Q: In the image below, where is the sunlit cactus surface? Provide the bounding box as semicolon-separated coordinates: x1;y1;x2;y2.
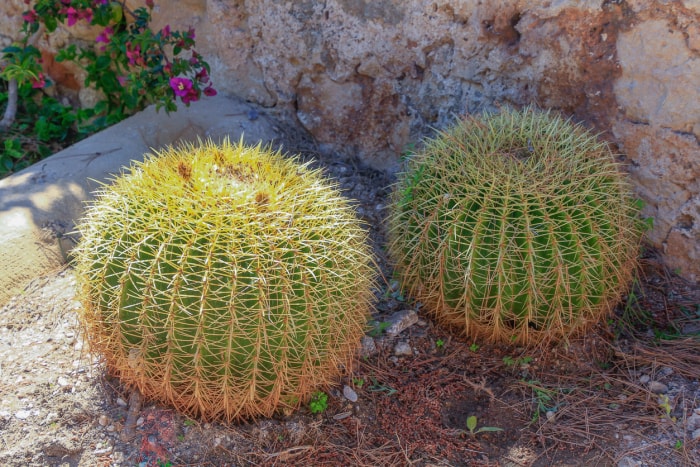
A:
74;139;375;421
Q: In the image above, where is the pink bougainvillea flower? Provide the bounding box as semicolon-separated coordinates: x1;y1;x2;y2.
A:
161;25;171;38
181;88;199;104
65;7;79;26
145;0;155;8
169;77;193;97
22;9;38;23
94;0;108;5
125;43;142;66
195;67;209;83
95;26;113;44
31;72;46;89
203;86;217;97
116;75;128;86
79;7;93;24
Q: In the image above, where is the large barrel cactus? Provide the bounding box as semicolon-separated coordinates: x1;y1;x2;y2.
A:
73;139;375;421
388;108;642;345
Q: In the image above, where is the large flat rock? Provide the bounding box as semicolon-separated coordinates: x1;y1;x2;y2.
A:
0;95;279;307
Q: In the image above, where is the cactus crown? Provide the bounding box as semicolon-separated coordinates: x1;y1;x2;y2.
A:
388;108;642;345
74;138;375;421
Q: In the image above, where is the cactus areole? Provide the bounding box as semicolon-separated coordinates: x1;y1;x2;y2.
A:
74;139;375;422
388;108;642;346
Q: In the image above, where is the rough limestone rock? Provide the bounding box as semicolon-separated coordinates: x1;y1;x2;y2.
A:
1;0;698;282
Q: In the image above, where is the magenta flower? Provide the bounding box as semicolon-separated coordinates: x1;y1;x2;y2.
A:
203;86;217;97
65;7;79;26
79;7;93;24
125;43;142;66
182;88;199;104
195;67;209;83
95;26;113;44
116;75;128;86
94;0;108;5
161;25;171;39
22;9;38;23
169;77;193;97
31;72;46;89
187;27;196;40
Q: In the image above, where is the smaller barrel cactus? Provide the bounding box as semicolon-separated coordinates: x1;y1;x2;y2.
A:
388;108;642;345
73;138;375;421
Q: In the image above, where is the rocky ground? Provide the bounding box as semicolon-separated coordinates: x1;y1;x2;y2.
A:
0;145;699;466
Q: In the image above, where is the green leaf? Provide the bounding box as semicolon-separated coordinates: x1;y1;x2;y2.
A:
477;426;504;433
44;16;58;33
466;415;477;432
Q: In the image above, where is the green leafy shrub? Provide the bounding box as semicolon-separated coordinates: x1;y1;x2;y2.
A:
1;0;214;177
73;139;375;421
387;108;643;345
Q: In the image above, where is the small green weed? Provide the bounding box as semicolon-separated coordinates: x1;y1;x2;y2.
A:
522;380;560;423
465;415;503;436
309;391;328;414
367;376;397;396
469;343;480;352
352;377;365;388
435;338;445;349
503;355;532;368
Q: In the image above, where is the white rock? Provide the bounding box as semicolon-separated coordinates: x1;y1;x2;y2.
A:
385;310;419;337
15;410;31;420
393;341;413;357
343;385;358;402
98;415;109;427
639;374;650;384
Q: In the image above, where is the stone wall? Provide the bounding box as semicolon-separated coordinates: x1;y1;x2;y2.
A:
1;0;699;282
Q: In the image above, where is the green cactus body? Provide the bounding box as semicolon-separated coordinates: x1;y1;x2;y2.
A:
74;139;375;421
388;108;642;345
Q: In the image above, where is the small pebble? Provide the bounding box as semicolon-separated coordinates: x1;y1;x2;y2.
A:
639;375;650;384
98;415;108;427
15;410;31;420
385;310;419;337
545;411;556;421
393;341;413;356
333;411;352;420
343;385;358;402
360;336;377;357
648;381;668;394
116;398;127;407
692;428;700;440
57;376;70;387
136;416;144;427
106;424;115;432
